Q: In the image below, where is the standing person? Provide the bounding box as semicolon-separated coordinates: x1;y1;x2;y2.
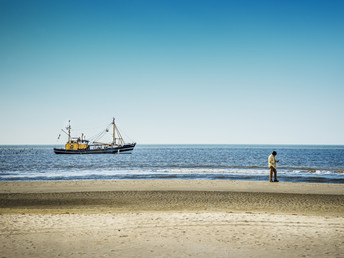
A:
268;151;279;182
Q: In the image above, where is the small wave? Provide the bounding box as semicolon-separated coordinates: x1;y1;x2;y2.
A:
280;166;318;171
161;175;178;179
214;175;227;179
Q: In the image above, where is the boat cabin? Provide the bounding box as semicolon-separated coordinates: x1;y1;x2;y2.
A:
65;137;89;150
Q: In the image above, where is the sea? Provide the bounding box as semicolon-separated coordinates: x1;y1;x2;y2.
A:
0;145;343;183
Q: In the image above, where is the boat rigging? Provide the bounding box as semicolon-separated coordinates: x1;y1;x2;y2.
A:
53;118;136;154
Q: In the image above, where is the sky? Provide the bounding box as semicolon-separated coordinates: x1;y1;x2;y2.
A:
1;0;343;145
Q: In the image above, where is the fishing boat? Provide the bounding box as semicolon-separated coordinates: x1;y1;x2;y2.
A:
53;118;136;154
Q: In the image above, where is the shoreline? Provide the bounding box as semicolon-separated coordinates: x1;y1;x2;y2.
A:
1;179;344;194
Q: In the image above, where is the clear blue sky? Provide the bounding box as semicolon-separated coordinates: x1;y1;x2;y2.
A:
1;0;343;145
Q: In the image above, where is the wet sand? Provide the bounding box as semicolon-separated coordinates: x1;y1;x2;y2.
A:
1;180;344;257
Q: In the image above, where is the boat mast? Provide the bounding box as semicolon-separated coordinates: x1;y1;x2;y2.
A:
112;118;116;145
67;120;71;143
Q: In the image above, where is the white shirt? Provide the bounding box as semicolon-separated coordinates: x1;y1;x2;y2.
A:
268;154;277;168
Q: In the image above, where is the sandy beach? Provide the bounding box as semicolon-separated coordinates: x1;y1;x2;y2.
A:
1;180;344;257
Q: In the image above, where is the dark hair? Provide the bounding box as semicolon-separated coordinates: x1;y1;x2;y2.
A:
272;151;277;155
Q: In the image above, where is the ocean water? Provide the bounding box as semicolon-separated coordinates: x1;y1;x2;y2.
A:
0;145;343;183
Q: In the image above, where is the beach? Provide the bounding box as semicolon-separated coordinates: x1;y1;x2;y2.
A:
1;180;344;257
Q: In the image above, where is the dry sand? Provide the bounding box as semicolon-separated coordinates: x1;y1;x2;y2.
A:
1;180;344;257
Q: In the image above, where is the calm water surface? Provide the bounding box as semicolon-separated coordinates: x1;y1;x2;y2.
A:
0;145;343;183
